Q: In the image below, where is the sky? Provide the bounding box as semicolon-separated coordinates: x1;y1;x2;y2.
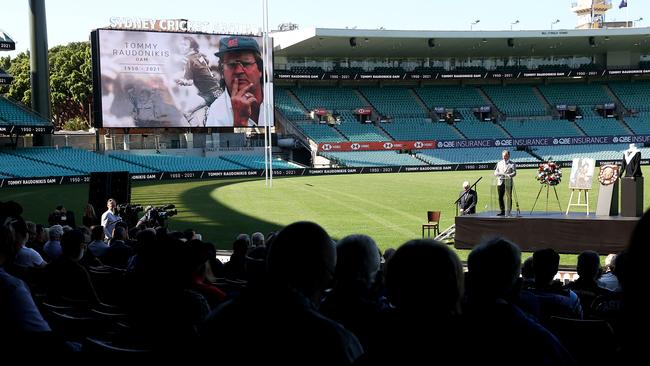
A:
1;0;647;58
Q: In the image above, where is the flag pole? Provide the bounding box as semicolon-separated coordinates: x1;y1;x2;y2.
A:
262;0;273;187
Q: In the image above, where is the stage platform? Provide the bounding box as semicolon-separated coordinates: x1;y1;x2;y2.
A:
454;211;639;254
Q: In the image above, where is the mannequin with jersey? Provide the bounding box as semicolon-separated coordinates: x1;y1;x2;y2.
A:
622;144;642;178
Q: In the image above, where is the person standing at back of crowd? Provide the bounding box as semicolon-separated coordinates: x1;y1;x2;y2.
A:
206;36;265;127
494;149;516;217
101;198;121;240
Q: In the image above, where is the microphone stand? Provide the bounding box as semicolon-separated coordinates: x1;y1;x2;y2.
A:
511;177;521;217
454;177;482;216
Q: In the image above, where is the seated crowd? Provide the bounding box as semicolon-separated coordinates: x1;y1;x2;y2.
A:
1;198;648;364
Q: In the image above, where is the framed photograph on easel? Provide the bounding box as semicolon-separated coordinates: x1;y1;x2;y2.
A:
569;158;595;190
566;158;595;215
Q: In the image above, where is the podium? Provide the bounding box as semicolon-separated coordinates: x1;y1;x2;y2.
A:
490;176;517;215
596;180;619;216
621;177;644;217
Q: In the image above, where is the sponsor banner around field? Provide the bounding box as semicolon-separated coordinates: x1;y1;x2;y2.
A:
272;68;649;81
0;125;54;135
4;158;650;188
274;67;650;81
318;140;437;152
435;135;650;149
0;175;90;188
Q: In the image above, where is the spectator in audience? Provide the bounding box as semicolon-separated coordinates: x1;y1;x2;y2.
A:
521;256;535;288
223;237;248;280
619;209;650;363
100;198;121;240
87;225;109;258
382;247;396;263
528;248;583;323
565;250;612;319
1;219;73;353
463;237;574;366
43;225;64;261
43;229;100;305
184;239;227;309
360;239;465;364
320;234;386;351
102;225;134;269
82;203;99;229
0;201;23;223
26;223;47;257
128;232;211;352
590;251;626;323
236;232;251;246
11;217;47;269
183;228;198;242
206;36;265;127
598;253;620;292
200;221;363;363
251;231;265;247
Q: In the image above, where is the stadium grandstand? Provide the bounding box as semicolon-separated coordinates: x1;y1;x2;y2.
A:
2;26;650;182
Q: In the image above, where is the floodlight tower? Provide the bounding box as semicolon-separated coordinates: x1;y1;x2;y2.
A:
572;0;612;29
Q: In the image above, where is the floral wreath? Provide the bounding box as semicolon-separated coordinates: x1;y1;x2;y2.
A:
536;161;562;186
598;164;619;186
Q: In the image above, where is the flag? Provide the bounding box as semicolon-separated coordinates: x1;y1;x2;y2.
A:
619;0;628;9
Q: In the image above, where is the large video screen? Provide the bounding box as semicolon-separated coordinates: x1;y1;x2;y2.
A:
92;29;273;128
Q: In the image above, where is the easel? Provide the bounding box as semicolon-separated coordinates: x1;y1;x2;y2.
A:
566;189;590;215
531;184;562;214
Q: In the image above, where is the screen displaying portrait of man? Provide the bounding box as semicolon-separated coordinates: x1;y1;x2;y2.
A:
92;29;273;128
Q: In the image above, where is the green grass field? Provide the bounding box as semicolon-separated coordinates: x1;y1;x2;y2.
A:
2;167;648;265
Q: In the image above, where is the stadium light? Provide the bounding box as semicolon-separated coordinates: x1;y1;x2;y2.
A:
551;19;560;30
470;19;480;30
510;20;520;30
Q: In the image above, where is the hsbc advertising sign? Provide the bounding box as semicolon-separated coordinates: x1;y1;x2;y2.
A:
318;140;437;152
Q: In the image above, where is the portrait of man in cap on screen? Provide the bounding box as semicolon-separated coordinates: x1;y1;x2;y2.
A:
206;36;266;127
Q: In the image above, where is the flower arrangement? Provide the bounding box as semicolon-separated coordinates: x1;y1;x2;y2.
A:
536;161;562;186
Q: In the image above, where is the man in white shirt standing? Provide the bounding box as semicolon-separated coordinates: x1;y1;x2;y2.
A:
100;198;121;240
494;150;517;216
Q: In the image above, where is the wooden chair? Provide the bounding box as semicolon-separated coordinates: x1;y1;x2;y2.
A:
422;211;440;238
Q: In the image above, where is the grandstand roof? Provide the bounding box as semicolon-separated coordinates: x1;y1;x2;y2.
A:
0;68;12;85
0;29;16;51
0;96;53;134
272;27;650;58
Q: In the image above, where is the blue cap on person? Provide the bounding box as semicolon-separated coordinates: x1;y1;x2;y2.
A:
215;36;260;56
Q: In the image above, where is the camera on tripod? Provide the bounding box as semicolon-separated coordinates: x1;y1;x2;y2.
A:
116;203;144;228
137;204;178;228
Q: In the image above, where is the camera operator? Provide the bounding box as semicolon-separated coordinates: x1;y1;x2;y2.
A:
47;205;76;228
137;204;177;228
101;198;121;240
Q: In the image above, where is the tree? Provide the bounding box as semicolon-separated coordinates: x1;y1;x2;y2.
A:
48;42;92;129
0;52;31;105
